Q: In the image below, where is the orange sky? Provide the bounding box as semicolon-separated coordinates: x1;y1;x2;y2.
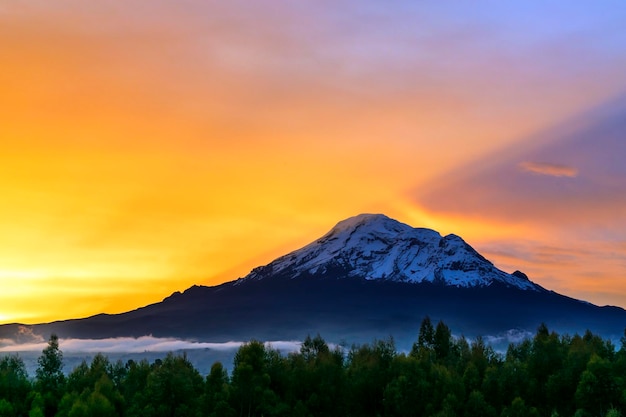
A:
2;1;626;324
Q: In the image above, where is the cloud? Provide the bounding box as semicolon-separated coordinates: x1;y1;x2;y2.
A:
0;326;45;349
412;93;626;309
518;161;578;178
483;329;534;346
475;238;626;308
0;336;303;354
480;242;594;268
0;339;16;347
415;93;626;228
16;325;44;343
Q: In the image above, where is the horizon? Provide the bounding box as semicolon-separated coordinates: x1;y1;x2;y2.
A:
2;1;626;324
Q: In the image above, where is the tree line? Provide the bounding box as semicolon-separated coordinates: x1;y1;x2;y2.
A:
1;318;626;417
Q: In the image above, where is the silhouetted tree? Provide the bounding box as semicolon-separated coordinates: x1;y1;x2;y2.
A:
0;354;30;416
143;352;204;417
230;341;272;417
56;353;124;417
384;354;429;416
5;319;626;417
434;321;453;362
575;354;619;416
288;335;344;416
34;334;65;417
204;362;234;417
413;316;435;356
346;338;395;417
123;359;151;417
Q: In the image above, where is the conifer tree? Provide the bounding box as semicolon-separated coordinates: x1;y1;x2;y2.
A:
34;334;65;417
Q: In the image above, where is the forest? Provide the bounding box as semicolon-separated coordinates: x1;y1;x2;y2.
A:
1;318;625;417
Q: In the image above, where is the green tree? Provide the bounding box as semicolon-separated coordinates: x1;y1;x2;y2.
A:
35;335;64;388
57;375;119;417
9;320;626;417
462;362;481;395
64;354;116;396
28;392;45;417
384;354;429;417
428;363;463;416
545;333;589;416
605;408;621;417
123;359;151;417
56;354;124;417
434;321;453;363
0;399;14;417
481;364;505;410
452;335;472;374
576;354;619;416
143;352;204;417
262;346;291;416
528;324;564;412
0;354;31;416
469;336;495;379
431;394;459;417
230;341;272;417
345;338;395;417
412;316;435;359
464;390;495;417
34;334;65;417
499;352;530;406
287;335;344;417
500;397;540;417
204;362;234;417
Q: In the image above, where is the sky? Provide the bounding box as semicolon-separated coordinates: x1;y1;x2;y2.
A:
1;1;626;324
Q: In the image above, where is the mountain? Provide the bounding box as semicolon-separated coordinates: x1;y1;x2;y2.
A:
241;213;539;290
1;214;625;349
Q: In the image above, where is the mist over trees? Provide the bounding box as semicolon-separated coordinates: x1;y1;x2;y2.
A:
1;320;626;417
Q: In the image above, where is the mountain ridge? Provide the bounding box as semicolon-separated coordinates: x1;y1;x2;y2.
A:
0;213;624;348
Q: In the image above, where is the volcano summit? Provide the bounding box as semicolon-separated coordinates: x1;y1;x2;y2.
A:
242;213;539;291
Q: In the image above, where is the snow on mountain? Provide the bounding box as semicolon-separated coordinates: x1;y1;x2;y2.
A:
241;214;541;291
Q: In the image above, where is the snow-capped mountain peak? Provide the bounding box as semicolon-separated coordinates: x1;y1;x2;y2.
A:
241;214;541;291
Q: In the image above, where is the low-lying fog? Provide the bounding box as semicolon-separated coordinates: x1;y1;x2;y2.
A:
0;336;303;376
0;329;538;377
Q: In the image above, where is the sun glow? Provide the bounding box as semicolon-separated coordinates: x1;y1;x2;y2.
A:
1;1;626;323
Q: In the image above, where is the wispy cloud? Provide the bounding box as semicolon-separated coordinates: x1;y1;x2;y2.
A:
415;93;626;228
477;238;626;308
518;161;578;177
17;325;44;343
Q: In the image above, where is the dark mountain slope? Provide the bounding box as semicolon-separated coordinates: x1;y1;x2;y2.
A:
1;214;624;348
